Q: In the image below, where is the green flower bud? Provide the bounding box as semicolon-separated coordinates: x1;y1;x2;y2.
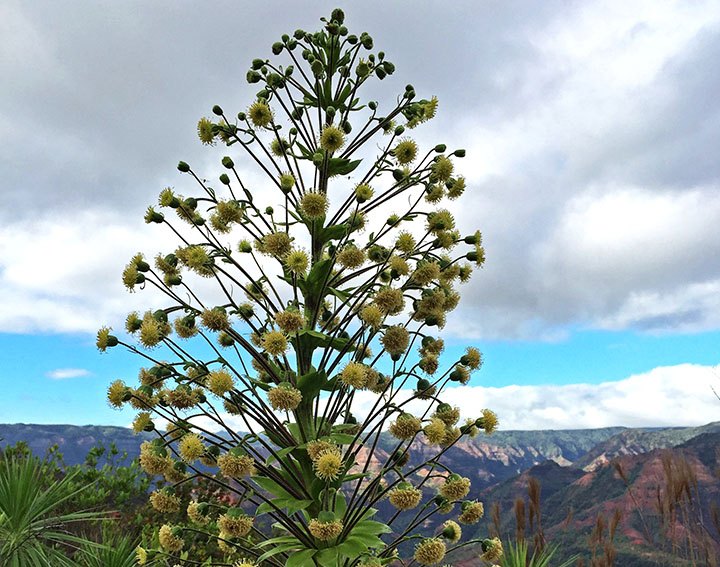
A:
347;34;358;44
368;101;377;110
219;173;230;185
434;144;447;153
222;156;234;169
144;207;164;224
375;67;387;80
383;61;395;75
311;59;324;77
246;70;261;83
331;8;345;23
394;125;405;136
454;149;466;157
272;42;283;55
177;161;190;173
212;105;223;116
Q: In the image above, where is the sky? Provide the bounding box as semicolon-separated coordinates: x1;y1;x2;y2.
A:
1;0;719;430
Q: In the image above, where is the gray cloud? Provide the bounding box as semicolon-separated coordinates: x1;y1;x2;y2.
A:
1;0;719;339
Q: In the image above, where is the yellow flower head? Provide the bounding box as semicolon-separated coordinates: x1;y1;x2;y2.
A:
441;520;462;543
359;304;383;329
248;101;273;127
388;483;422;510
395;231;416;253
381;325;410;356
207;369;235;396
274;310;305;333
337;245;366;269
268;384;303;411
262;330;288;356
149;489;181;513
312;447;343;481
260;231;292;258
178;433;205;463
308;518;343;541
187;501;211;525
197;117;216;145
107;379;127;408
414;537;446;566
319;125;345;152
132;412;153;433
355;183;374;202
340;362;368;389
279;172;295;193
139;441;170;475
479;408;499;434
158;524;184;552
217;452;256;478
218;512;253;538
300;192;329;220
285;249;309;274
389;413;421;440
394;138;419;165
439;474;471;500
423;417;446;445
432;156;454;182
458;500;485;524
374;287;405;315
481;537;504;562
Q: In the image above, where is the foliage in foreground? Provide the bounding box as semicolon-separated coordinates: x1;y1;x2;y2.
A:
98;8;500;567
0;449;112;566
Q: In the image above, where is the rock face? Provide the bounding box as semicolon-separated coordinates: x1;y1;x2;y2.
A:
572;421;720;471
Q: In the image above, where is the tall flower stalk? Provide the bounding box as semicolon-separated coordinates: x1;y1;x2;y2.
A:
99;9;499;566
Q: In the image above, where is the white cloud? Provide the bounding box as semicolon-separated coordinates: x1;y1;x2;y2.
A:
46;368;90;379
149;364;720;433
351;363;720;430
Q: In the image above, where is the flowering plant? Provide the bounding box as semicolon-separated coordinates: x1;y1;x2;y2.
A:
99;9;500;567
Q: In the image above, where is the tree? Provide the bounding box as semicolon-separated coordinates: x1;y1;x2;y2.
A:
98;8;499;566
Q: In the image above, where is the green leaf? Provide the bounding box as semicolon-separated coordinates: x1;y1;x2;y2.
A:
286;549;316;567
327;286;351;301
317;223;348;244
352;520;392;535
256;542;299;562
341;472;370;482
286;498;313;514
298;329;349;352
297;370;327;399
266;446;295;465
326;158;362;177
315;547;340;567
256;535;300;549
250;476;294;499
329;433;356;445
305;258;333;288
336;536;371;556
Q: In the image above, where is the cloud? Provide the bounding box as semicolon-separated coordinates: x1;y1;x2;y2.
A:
353;363;720;430
154;363;720;433
2;1;720;340
46;368;90;380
